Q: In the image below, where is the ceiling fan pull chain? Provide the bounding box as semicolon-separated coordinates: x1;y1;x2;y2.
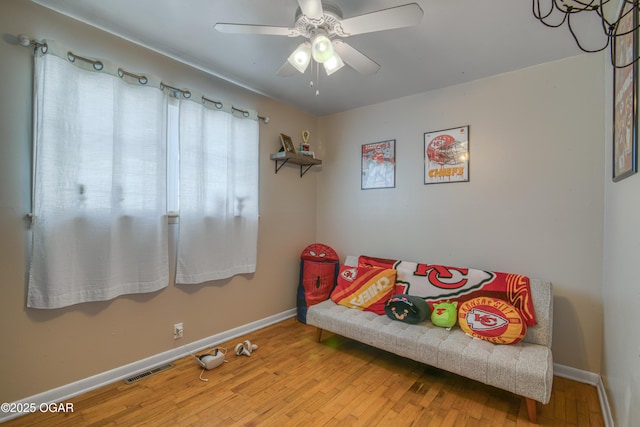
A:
315;61;320;96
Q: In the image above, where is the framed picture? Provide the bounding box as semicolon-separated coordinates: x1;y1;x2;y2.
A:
361;140;395;190
613;5;638;182
280;133;296;153
424;126;469;184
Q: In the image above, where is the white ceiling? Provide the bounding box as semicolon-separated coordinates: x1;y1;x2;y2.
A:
31;0;607;116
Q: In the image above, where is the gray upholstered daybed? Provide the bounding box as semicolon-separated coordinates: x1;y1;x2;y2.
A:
306;257;553;423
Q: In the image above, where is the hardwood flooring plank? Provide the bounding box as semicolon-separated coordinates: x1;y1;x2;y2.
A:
4;318;605;426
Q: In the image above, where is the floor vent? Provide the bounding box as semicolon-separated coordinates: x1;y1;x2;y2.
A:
124;363;174;384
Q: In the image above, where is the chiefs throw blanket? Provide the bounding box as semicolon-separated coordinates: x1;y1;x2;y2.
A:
358;255;537;326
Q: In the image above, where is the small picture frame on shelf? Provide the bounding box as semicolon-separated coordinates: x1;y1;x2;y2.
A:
280;133;296;153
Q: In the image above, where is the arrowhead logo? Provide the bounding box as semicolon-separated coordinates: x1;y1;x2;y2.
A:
465;308;508;331
340;268;357;282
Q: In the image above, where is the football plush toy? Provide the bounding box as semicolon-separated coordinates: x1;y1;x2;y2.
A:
431;300;458;328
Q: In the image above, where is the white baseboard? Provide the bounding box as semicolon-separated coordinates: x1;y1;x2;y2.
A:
0;308;296;423
554;363;614;427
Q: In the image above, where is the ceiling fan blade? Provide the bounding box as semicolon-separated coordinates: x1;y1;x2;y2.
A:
214;23;298;37
297;0;324;20
339;3;424;36
277;60;298;77
333;40;380;75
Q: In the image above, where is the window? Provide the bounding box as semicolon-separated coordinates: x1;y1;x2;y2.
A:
28;41;260;308
28;48;169;309
174;99;259;284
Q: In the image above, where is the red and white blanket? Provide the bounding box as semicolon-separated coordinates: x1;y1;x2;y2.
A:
358;255;537;326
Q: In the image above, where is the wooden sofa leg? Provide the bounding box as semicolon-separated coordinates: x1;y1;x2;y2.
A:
314;327;323;343
525;398;537;423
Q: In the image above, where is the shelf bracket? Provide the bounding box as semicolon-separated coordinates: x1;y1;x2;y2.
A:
300;164;314;177
274;158;290;174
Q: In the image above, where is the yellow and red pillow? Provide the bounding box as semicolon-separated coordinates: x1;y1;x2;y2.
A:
458;297;527;345
331;266;396;314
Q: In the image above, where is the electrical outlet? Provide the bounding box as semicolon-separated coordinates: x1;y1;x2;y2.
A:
173;322;183;340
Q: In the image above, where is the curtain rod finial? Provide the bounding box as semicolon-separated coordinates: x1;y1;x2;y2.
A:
17;34;31;47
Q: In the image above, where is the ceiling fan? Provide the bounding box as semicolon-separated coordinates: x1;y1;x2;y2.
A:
214;0;424;77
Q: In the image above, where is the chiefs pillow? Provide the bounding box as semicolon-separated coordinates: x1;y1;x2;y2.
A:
458;297;527;345
331;266;396;314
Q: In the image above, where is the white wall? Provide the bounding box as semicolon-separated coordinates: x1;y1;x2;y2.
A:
602;53;640;426
316;53;606;373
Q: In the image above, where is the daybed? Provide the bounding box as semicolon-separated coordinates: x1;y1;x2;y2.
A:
306;256;553;423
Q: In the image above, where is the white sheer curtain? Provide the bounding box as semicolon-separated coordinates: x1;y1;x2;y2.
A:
175;98;259;284
28;41;169;308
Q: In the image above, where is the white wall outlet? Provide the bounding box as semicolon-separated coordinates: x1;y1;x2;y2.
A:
173;322;183;340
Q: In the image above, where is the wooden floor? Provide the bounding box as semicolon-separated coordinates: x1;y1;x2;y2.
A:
6;317;604;426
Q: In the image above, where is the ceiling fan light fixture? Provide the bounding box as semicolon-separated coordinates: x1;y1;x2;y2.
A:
287;42;311;73
323;50;344;76
311;33;334;63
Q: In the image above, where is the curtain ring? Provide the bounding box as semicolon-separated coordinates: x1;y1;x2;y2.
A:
118;68;147;84
182;91;191;99
68;51;103;70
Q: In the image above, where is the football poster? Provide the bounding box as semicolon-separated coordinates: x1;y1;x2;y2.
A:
424;126;469;184
361;140;395;189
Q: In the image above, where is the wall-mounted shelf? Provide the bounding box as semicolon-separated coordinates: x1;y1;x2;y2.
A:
270;151;322;177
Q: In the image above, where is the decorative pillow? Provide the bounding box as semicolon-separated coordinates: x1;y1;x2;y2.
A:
358;255;538;327
458;297;527;345
330;266;396;314
385;294;430;324
431;300;458;328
